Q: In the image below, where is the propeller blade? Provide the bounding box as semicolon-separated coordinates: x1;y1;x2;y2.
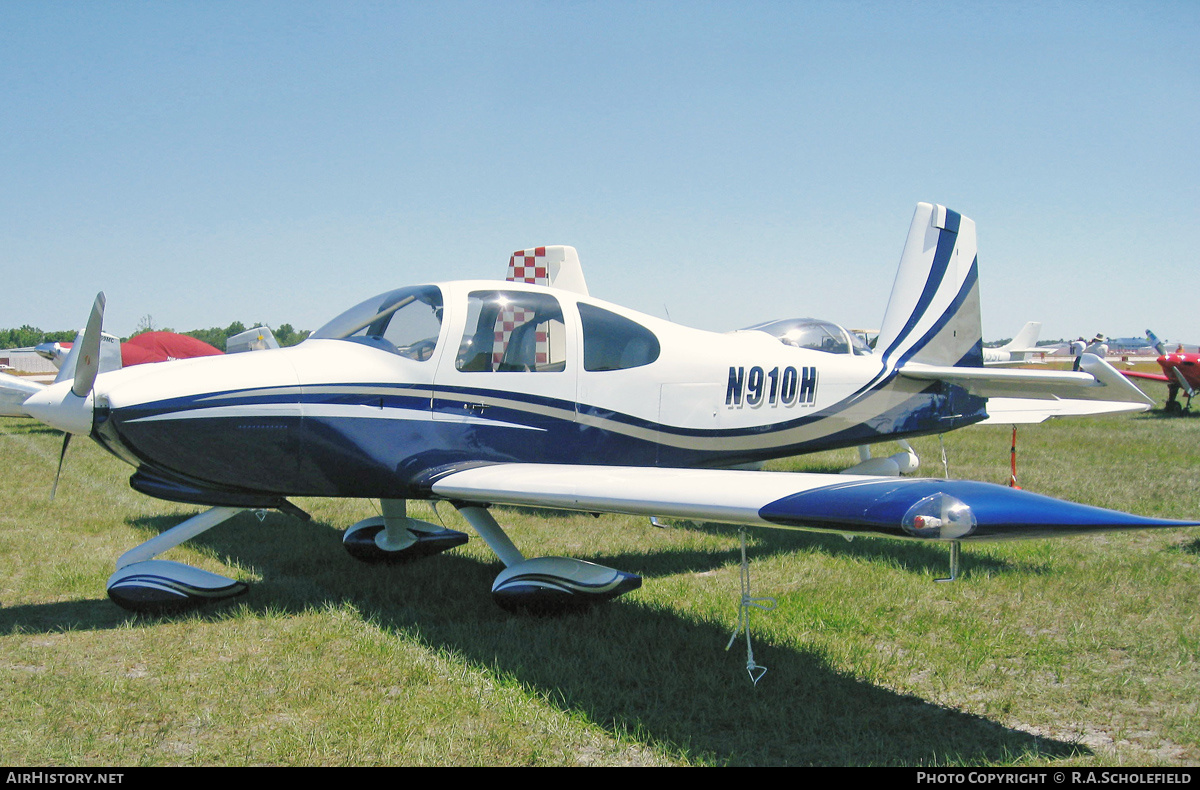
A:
50;432;71;501
72;292;106;398
1146;329;1167;357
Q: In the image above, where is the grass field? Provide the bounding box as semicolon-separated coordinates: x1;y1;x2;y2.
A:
1;399;1198;766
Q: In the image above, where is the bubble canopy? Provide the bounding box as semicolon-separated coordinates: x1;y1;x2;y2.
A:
744;318;872;355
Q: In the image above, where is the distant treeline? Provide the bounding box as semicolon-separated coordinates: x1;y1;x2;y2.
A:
1;322;310;351
0;327;77;348
180;321;310;350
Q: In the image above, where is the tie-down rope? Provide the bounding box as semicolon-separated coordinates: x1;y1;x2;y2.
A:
725;527;776;685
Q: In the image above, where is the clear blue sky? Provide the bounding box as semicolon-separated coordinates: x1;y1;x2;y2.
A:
2;1;1197;344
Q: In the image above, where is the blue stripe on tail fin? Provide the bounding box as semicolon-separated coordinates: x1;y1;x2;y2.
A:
876;204;984;371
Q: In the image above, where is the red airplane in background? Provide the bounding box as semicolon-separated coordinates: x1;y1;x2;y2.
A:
1122;330;1199;413
2;327;277;419
36;331;223;368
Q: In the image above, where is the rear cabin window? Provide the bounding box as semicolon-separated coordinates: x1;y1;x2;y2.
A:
455;290;567;372
579;303;660;371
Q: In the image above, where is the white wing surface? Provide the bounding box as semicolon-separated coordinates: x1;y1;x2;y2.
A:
0;371;46;417
430;463;1194;541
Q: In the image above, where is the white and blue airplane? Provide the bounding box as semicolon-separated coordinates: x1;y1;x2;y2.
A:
22;203;1194;613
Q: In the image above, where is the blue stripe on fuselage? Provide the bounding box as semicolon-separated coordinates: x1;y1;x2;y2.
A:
101;370;984;500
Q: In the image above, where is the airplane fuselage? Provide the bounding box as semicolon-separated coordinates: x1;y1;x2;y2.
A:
74;280;986;507
1157;353;1200;389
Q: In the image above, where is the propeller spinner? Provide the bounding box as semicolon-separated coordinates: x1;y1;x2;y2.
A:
24;292;105;436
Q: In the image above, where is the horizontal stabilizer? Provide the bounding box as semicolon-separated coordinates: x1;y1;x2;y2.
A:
978;397;1148;424
429;463;1195;542
900;353;1154;419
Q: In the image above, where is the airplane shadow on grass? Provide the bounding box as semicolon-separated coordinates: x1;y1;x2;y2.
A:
636;519;1034;580
0;510;1084;766
482;504;1035;579
0;420;67;437
1137;407;1200;421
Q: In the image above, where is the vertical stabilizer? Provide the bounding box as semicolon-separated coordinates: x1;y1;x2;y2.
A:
507;246;589;296
1146;329;1167;356
1004;321;1042;352
875;203;982;369
226;326;280;353
53;329;123;385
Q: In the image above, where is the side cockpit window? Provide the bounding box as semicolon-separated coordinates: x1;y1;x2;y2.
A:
455;290;567;372
311;285;443;361
579;303;660;371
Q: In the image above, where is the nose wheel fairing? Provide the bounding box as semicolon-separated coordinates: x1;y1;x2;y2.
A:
104;507;250;613
342;499;469;563
108;560;248;612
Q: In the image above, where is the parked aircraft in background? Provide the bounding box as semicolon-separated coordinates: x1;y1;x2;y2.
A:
1121;330;1200;413
982;321;1043;365
23;204;1187;617
37;331;223;371
0;333;123;418
2;328;275;417
35;331;125;377
226;325;280;354
0;371;48;419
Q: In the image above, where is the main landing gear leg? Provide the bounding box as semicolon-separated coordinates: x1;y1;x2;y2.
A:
454;504;642;614
107;506;250;612
343;498;469;563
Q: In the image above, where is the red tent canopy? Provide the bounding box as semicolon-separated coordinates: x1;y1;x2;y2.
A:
121;332;223;367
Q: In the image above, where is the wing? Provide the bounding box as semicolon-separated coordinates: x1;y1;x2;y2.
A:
899;352;1154;423
1120;369;1170;383
429;463;1196;541
0;371;45;417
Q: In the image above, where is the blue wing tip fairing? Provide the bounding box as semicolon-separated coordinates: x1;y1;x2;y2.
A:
759;478;1198;541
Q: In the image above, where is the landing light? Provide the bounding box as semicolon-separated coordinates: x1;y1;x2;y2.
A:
901;493;977;540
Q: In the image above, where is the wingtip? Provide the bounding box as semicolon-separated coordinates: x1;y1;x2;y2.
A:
758;478;1199;541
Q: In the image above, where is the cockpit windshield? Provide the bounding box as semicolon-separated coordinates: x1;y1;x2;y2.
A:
745;318;872;355
311;285;444;361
